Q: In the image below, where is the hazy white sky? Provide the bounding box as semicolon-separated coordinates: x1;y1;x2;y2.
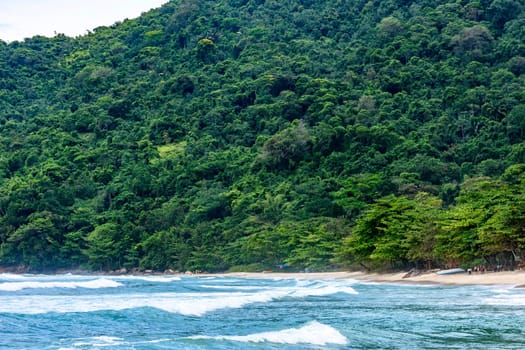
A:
0;0;168;42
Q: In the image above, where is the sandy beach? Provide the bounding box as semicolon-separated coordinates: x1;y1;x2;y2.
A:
203;270;525;287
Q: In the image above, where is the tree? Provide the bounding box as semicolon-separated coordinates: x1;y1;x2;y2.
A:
285;218;348;271
487;0;524;32
476;169;525;267
138;228;190;271
6;212;62;269
332;174;385;219
84;223;122;270
451;25;494;61
504;104;525;142
258;120;312;170
402;193;443;269
338;195;413;269
377;16;404;39
196;38;218;63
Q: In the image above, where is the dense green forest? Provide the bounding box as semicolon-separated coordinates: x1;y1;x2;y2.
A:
0;0;524;273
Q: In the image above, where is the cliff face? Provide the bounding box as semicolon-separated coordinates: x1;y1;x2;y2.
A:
0;0;524;272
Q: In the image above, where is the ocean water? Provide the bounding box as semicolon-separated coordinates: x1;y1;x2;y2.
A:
0;274;524;349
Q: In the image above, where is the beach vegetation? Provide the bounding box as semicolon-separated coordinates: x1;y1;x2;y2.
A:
0;0;524;273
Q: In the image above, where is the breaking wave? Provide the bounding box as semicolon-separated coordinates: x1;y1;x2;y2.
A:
113;275;182;283
190;321;349;346
0;279;357;316
0;278;122;291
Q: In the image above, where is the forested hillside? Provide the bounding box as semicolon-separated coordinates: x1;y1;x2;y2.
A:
0;0;524;272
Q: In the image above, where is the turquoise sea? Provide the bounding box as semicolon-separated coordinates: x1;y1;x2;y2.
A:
0;273;524;349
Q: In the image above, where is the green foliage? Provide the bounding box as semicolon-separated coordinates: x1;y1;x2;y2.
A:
138;228;190;271
84;223;122;270
338;194;443;270
258;120;312;170
0;0;523;272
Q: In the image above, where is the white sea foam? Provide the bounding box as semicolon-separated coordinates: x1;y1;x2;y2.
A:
150;291;281;316
0;273;31;281
200;285;273;290
0;278;358;315
0;274;182;283
73;336;126;347
64;336;171;349
0;291;257;315
151;281;358;316
190;321;349;345
482;292;525;306
201;279;357;296
113;275;181;283
0;278;122;291
290;280;359;297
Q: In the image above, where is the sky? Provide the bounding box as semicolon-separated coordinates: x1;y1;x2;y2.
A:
0;0;168;42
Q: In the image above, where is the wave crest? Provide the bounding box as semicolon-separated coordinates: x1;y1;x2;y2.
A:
190;321;349;346
0;278;357;315
0;278;122;291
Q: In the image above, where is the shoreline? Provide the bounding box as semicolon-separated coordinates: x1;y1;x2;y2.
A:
2;268;525;287
200;270;525;287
